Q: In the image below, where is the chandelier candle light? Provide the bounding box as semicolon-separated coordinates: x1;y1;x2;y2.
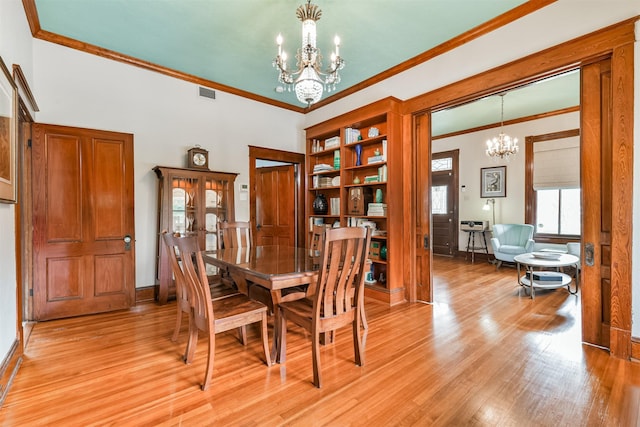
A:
486;94;519;160
274;0;345;106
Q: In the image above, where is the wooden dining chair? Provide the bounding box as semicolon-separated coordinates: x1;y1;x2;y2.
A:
218;220;306;313
163;232;239;344
166;234;271;390
218;220;253;249
275;226;371;388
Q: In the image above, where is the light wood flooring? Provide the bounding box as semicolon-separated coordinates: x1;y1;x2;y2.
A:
2;257;640;426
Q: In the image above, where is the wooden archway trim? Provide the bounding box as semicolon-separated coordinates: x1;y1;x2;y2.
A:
402;17;636;358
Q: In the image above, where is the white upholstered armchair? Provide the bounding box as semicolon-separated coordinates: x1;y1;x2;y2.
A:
490;224;535;269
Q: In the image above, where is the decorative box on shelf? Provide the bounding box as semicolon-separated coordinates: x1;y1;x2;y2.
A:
369;241;381;260
348;187;373;216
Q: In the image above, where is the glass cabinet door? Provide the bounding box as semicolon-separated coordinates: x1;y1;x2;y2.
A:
204;177;230;251
171;176;200;235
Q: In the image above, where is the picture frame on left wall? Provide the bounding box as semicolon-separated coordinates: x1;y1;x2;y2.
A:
0;56;17;203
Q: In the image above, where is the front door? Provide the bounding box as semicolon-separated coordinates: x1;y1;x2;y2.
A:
255;165;296;246
32;124;135;320
431;150;458;256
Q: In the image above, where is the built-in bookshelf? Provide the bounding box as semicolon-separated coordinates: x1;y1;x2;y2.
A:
305;97;404;305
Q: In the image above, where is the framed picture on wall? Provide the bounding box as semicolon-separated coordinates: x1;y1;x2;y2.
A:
0;56;17;203
481;166;506;198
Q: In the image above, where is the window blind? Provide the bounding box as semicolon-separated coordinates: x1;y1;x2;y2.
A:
533;136;580;189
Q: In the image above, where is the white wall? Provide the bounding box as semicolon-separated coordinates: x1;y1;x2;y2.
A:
32;41;305;288
433;112;580;252
0;0;35;365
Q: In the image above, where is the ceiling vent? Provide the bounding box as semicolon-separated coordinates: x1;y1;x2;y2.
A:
199;87;216;100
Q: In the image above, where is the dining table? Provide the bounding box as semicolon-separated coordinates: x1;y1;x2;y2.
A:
202;245;321;361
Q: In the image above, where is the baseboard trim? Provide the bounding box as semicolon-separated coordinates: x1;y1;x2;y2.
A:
630;338;640;361
136;286;155;304
0;339;23;408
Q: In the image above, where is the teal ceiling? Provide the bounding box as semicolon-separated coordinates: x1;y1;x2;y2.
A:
33;0;530;109
32;0;577;132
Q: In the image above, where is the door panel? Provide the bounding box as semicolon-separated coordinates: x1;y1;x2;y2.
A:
255;165;296;246
94;139;126;239
415;113;432;302
33;124;135;320
580;58;611;349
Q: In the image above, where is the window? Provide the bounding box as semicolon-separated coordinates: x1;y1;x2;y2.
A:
525;129;581;239
536;188;581;235
431;185;447;214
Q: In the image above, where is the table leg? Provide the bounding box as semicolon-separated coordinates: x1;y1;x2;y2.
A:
528;267;536;300
568;263;579;295
270;289;283;363
228;270;250;295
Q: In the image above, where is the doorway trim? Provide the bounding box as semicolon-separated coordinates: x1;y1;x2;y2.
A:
403;18;635;358
248;146;305;247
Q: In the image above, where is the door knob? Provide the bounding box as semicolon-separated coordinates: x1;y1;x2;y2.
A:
124;235;132;251
584;242;594;266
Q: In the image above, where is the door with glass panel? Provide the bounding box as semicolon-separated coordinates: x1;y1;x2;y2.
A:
431;150;459;256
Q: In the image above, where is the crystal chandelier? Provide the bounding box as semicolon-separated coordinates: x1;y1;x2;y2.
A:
273;0;345;106
486;94;519;160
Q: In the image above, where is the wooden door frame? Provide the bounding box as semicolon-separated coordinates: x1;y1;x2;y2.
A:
403;18;635;358
248;146;305;247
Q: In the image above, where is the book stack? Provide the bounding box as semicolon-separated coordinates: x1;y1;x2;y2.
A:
313;176;333;188
313;163;333;173
364;175;379;183
324;136;340;149
367;203;387;217
367;155;385;165
532;272;564;283
344;127;361;144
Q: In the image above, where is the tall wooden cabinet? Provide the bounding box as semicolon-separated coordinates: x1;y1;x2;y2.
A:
305;97;405;305
153;166;238;304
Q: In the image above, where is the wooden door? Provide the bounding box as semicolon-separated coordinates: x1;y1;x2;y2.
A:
254;165;296;246
580;59;611;349
431;150;458;256
415;113;432;302
32;124;135;320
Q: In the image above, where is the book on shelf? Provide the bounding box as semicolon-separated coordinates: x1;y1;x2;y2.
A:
378;164;388;182
364;175;380;183
330;197;340;215
345;127;361;144
367;155;385;164
382;139;387;161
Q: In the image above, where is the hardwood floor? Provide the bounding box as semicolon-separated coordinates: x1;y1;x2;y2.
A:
2;257;640;426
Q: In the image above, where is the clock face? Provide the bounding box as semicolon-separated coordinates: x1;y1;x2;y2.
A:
193;153;206;166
